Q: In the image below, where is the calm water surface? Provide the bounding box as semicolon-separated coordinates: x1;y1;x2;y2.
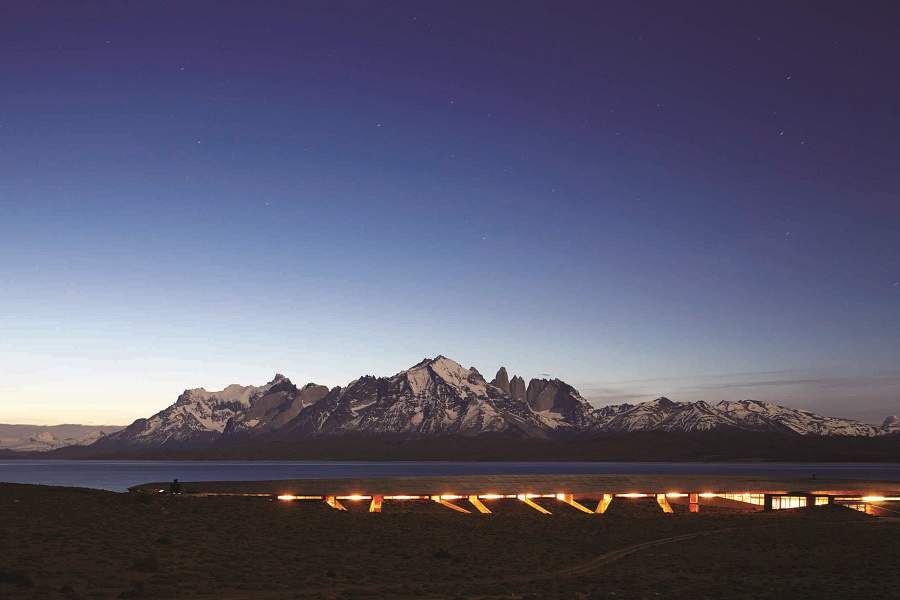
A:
2;460;900;492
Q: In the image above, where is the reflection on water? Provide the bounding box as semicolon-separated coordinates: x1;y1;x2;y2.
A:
2;460;900;492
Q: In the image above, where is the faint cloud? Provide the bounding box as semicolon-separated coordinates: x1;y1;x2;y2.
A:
608;369;800;386
687;374;900;392
578;385;656;408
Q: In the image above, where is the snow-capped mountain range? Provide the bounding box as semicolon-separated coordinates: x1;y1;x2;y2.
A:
90;356;899;450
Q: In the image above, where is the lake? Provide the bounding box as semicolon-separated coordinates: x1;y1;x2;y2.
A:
2;460;900;492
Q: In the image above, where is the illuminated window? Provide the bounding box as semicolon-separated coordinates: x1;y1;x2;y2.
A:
771;496;807;510
815;496;830;506
718;493;765;506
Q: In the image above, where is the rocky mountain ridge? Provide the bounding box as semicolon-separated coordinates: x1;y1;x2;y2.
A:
86;355;900;452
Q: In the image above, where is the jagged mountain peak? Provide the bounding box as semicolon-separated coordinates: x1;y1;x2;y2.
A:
647;396;678;408
86;359;900;453
491;367;511;393
178;382;263;408
409;354;455;369
272;355;551;438
402;355;487;395
509;375;526;401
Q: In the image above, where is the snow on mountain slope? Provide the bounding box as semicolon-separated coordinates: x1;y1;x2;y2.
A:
715;399;883;436
225;380;330;436
82;356;899;452
98;375;288;447
590;396;889;436
597;397;739;433
283;356;553;437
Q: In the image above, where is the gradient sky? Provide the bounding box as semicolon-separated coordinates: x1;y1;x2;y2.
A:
1;1;898;425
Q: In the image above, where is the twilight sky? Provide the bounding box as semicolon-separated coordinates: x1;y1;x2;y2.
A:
1;1;898;425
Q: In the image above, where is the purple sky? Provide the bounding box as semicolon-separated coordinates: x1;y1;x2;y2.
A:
1;1;898;425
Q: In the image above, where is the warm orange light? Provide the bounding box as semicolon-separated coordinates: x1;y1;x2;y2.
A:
468;495;492;514
617;493;648;498
338;494;371;501
479;494;506;500
862;495;887;502
439;494;463;500
699;492;717;498
384;495;424;500
666;492;688;498
277;494;297;501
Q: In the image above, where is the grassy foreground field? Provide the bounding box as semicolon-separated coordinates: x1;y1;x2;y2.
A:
2;483;899;599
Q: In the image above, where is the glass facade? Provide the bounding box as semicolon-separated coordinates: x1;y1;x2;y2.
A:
717;493;765;506
770;495;807;510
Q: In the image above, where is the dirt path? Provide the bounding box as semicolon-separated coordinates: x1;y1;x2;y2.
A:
545;527;740;579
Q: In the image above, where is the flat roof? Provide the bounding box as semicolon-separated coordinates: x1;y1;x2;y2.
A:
130;473;900;496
